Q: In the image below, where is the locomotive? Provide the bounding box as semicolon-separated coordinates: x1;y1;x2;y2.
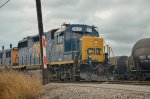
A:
0;24;114;81
0;46;18;68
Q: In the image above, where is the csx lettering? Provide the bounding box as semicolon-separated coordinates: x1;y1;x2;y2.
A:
87;48;101;55
139;56;146;59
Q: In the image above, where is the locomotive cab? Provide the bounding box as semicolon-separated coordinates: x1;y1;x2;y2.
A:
0;47;18;68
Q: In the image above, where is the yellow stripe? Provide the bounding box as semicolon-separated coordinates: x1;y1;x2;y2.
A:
12;66;25;69
48;60;74;65
1;60;75;69
12;64;41;69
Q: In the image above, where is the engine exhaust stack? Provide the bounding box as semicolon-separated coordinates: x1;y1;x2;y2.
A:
10;44;12;49
2;46;4;50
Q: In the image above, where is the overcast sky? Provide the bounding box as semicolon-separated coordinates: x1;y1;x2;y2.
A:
0;0;150;56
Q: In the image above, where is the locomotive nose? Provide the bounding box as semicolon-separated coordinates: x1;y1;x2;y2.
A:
80;36;104;62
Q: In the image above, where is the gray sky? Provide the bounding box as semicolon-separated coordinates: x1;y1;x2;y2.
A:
0;0;150;56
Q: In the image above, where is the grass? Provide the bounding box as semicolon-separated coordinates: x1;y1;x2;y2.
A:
0;69;44;99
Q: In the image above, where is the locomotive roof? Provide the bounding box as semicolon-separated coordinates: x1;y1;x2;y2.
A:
0;47;17;53
54;27;66;35
45;28;59;34
18;24;98;43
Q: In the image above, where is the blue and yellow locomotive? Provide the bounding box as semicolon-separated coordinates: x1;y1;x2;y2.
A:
46;23;113;81
0;24;113;81
0;45;18;68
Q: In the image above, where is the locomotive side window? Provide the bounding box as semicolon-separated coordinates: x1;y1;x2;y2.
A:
0;53;2;59
72;32;81;51
60;34;63;43
57;35;59;44
56;33;63;44
6;51;11;58
65;32;71;51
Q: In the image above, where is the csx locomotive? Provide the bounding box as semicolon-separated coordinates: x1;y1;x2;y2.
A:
0;24;113;81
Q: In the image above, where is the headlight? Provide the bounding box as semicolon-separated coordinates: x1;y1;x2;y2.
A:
88;54;91;59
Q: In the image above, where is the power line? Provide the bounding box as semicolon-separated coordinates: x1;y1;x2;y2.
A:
0;0;10;9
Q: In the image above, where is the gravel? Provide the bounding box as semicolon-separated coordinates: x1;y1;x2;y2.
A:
42;83;150;99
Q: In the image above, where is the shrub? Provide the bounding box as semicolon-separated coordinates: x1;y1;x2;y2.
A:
0;69;44;99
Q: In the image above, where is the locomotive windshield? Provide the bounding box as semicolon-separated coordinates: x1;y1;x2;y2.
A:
134;47;150;56
0;53;2;59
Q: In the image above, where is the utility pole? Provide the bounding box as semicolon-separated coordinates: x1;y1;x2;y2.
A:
2;46;4;67
35;0;47;84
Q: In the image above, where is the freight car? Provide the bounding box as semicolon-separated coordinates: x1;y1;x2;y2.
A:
116;56;128;75
110;56;128;80
129;38;150;80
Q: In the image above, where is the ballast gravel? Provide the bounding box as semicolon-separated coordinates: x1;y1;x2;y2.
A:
42;83;150;99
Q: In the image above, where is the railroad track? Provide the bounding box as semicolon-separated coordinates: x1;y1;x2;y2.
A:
101;80;150;85
48;80;150;86
25;69;150;85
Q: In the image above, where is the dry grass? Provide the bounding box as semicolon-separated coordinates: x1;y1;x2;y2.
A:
0;69;44;99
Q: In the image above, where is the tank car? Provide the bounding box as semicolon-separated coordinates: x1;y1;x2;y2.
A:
117;56;128;75
110;56;128;80
130;38;150;80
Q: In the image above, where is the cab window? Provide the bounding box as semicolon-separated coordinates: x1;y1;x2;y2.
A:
0;53;2;59
6;51;11;58
56;33;63;44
